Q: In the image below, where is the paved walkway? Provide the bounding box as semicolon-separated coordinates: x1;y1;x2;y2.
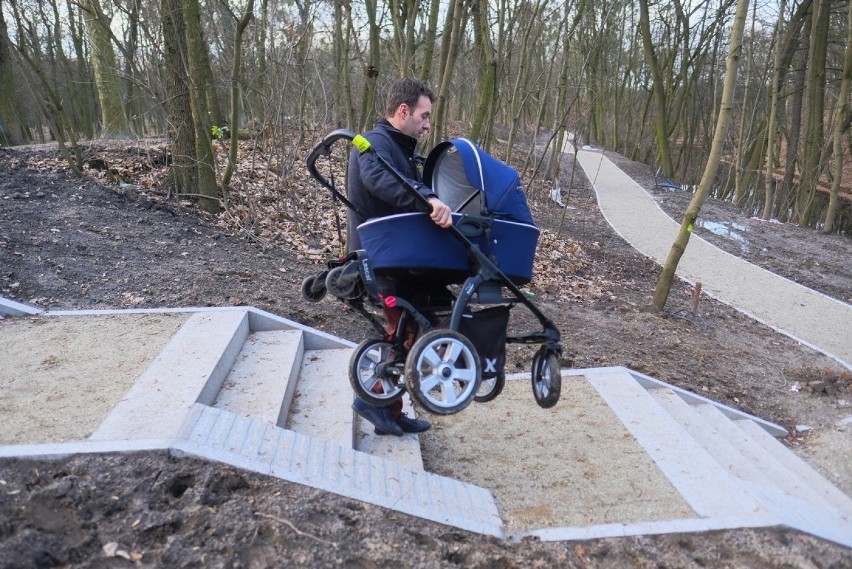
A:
574;146;851;369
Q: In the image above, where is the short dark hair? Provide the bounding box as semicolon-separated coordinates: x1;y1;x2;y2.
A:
384;77;435;117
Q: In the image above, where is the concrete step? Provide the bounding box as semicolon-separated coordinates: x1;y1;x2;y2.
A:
91;310;250;441
584;368;766;518
174;404;504;537
354;395;425;470
690;402;840;512
285;347;426;469
733;416;852;518
212;329;304;427
648;387;836;510
285;348;355;449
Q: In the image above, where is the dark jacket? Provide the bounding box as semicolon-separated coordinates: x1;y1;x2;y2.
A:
347;120;437;250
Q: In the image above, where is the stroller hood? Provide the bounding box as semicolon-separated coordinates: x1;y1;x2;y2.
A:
423;138;535;226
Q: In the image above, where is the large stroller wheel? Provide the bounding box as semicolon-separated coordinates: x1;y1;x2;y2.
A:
301;272;327;302
531;348;561;409
474;370;505;403
349;339;405;407
405;330;481;415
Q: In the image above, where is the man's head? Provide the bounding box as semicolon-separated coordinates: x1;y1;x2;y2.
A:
385;77;434;140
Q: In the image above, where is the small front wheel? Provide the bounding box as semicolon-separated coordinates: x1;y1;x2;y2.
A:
474;370;505;403
405;330;481;415
531;349;561;409
349;339;405;407
301;273;327;302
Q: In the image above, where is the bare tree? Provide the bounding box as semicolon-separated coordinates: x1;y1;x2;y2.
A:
796;0;831;225
0;4;27;145
653;0;751;310
80;0;131;136
161;0;197;198
762;0;787;220
638;0;674;178
183;0;219;212
220;0;255;196
823;0;852;233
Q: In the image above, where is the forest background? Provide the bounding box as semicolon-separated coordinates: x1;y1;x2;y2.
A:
0;0;850;237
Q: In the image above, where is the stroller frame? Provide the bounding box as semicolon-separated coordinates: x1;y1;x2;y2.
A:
305;129;562;415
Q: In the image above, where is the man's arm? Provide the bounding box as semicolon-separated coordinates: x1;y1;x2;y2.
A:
357;136;424;210
357;132;452;228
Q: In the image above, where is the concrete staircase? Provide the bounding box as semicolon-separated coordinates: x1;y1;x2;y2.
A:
89;307;426;471
531;367;852;546
1;299;850;545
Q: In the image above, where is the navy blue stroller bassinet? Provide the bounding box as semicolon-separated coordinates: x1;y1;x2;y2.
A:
357;138;538;283
305;130;562;415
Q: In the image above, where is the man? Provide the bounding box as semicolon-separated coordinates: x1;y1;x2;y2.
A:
348;77;453;437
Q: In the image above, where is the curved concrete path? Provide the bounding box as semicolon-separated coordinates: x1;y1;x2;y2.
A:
573;146;851;369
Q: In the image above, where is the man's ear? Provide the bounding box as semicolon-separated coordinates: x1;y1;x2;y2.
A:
398;103;408;119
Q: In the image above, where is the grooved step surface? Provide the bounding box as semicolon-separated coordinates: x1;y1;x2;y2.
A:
691;402;837;511
177;404;503;537
213;329;304;427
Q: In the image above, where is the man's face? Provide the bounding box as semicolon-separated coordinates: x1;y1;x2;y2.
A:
397;95;432;140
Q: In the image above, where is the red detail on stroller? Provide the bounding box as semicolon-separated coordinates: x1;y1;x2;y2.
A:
305;129;562;415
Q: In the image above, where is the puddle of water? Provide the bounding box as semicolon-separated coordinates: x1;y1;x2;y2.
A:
696;219;751;251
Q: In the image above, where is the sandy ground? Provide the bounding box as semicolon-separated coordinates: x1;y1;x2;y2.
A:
421;377;694;531
2;311;696;534
0;313;186;444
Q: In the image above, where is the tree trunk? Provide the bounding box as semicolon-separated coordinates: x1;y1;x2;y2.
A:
763;0;786;220
653;0;750;311
81;0;130;137
183;0;219;212
733;0;758;206
161;0;197;198
65;0;96;139
0;5;27;145
220;0;255;197
420;0;442;83
823;0;852;233
359;0;380;133
638;0;674;178
796;0;830;226
428;0;466;148
469;0;497;147
389;0;417;76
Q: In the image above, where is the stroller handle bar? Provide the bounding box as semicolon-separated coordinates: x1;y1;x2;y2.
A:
306;128;435;219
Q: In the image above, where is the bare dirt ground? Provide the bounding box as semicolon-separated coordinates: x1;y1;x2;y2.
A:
1;139;851;567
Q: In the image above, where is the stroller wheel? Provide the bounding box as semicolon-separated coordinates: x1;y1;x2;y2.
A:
531;349;561;409
474;369;505;403
349;339;405;407
326;262;364;300
301;273;327;302
405;330;481;415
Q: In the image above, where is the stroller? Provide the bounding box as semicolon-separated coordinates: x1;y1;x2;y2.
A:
304;129;562;415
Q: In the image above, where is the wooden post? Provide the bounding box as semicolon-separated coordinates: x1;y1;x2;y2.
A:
691;282;702;312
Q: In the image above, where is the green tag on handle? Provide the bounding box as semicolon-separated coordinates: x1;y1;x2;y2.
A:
352;135;371;152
